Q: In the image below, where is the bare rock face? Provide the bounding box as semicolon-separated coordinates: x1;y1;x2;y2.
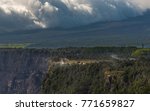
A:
0;49;50;94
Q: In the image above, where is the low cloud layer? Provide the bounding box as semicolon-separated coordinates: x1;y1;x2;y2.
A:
0;0;150;30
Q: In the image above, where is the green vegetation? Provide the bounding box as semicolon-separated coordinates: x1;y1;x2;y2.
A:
0;43;30;48
0;45;149;94
42;58;150;94
132;48;150;57
41;47;150;94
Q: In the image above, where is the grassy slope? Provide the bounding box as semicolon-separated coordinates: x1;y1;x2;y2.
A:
132;48;150;57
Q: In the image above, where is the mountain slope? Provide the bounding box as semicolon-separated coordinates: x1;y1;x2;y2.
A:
0;12;150;48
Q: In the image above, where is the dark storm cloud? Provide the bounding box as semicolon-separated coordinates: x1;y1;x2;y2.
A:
0;0;149;30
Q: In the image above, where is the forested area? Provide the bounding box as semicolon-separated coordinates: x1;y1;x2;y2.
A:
41;47;150;94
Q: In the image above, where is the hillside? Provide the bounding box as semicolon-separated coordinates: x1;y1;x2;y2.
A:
0;47;149;94
42;59;150;94
42;47;150;94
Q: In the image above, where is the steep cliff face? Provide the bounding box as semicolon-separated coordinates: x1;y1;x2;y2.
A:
0;49;50;94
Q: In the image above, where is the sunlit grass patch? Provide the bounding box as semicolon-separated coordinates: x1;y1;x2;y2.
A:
132;48;150;57
0;43;31;48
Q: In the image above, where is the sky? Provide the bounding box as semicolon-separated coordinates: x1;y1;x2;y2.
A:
0;0;150;30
